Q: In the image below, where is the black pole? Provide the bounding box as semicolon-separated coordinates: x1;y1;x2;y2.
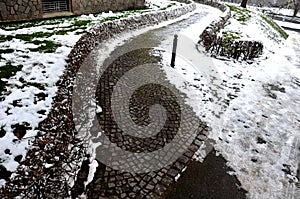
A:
171;34;178;68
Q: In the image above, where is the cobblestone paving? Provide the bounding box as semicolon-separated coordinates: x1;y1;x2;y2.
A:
84;48;209;198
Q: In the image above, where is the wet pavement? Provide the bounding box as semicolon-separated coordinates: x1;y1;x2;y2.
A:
163;150;247;199
72;4;248;199
85;47;209;199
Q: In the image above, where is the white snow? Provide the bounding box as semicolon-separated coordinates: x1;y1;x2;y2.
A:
84;159;98;188
0;0;182;189
1;1;299;198
158;5;300;199
274;20;300;30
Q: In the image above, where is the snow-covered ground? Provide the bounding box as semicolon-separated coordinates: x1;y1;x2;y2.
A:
254;6;300;17
218;4;287;49
0;0;182;188
1;0;299;198
79;3;299;198
275;19;300;30
222;1;300;17
159;8;300;199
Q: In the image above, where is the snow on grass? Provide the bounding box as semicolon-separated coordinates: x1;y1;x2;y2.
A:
223;2;300;18
0;0;181;188
146;0;183;10
159;4;299;199
219;4;288;49
254;6;300;18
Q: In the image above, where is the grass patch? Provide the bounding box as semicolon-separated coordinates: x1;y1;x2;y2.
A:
0;18;67;31
222;30;241;40
100;16;123;23
15;32;53;41
0;49;14;54
29;40;62;53
0;62;23;94
160;3;177;10
0;32;53;43
0;35;14;43
73;20;92;27
227;5;252;23
260;14;288;39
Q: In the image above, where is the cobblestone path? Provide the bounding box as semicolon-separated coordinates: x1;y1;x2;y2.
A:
70;6;215;198
84;48;209;199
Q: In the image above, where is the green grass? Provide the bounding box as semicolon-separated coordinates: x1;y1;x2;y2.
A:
0;49;14;54
160;3;177;10
227;5;252;23
222;30;242;40
73;20;92;27
0;62;23;94
260;14;289;39
0;32;53;43
29;40;62;53
0;17;67;31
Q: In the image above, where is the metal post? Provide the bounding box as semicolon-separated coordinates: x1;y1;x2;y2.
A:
171;34;178;68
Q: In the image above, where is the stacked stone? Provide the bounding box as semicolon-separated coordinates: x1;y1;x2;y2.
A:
72;0;145;15
0;0;42;22
209;38;264;60
197;0;231;51
0;0;146;22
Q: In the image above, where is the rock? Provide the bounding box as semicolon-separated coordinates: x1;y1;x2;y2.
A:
24;6;30;14
14;155;23;163
10;7;15;15
12;123;31;139
0;127;5;138
14;4;18;11
19;5;25;13
0;165;12;180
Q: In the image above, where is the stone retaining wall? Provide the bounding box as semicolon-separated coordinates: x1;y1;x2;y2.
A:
72;0;145;15
0;0;43;22
0;0;145;22
197;0;264;60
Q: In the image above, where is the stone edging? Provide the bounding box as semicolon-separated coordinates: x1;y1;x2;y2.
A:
197;0;264;60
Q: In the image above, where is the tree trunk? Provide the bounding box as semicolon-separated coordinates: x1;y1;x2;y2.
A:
293;2;299;17
241;0;248;8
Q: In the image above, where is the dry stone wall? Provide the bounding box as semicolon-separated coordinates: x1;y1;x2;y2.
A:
0;0;145;22
0;0;43;22
72;0;145;15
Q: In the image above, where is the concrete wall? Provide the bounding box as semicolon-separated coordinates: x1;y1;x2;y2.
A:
0;0;145;22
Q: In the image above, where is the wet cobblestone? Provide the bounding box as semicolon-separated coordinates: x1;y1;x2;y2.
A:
85;48;209;198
